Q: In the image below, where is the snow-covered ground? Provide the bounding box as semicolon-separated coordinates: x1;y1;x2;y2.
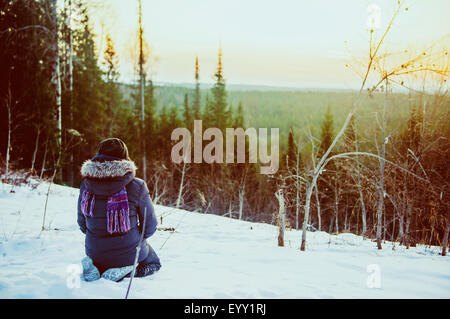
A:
0;180;449;299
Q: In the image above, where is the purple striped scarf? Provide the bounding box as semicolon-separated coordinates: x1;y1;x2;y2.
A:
80;187;131;234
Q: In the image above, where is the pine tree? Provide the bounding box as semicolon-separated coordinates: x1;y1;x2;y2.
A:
203;93;214;128
169;105;181;130
155;105;169;158
144;78;157;157
137;0;147;181
317;105;337;233
183;93;191;129
193;56;201;120
340;114;367;235
342;115;356;152
405;105;422;152
102;34;122;136
0;0;55;173
60;0;76;185
210;46;229;130
284;127;298;171
233;101;244;128
71;2;108;183
103;34;119;83
114;99;139;160
319;105;334;157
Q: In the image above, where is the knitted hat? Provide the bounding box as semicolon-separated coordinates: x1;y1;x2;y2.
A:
96;138;129;160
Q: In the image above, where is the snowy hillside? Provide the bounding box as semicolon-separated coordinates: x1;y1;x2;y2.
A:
0;180;449;299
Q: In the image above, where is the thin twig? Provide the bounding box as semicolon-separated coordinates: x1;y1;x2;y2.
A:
125;206;147;299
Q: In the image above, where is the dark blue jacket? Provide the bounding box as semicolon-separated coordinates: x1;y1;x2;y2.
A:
77;156;157;270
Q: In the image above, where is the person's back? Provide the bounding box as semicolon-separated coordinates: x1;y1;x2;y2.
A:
77;138;161;281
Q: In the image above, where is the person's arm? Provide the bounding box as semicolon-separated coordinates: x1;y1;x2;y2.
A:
138;181;157;239
77;180;87;234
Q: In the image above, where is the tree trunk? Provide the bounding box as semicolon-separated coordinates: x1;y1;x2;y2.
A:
227;201;232;219
442;218;449;256
31;126;41;175
5;88;12;180
176;161;186;209
238;188;245;220
314;184;321;231
295;179;299;230
360;191;367;237
295;149;301;230
344;207;348;232
300;206;308;250
405;201;412;249
376;80;388;250
334;185;339;233
138;0;146;182
67;0;74;186
51;0;62;172
399;209;404;244
301;171;319;250
376;189;384;249
276;189;285;247
391;212;396;242
329;215;334;233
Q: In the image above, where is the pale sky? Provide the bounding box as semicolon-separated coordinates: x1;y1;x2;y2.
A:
83;0;449;89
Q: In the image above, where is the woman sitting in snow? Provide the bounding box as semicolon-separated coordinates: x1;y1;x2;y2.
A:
77;138;161;282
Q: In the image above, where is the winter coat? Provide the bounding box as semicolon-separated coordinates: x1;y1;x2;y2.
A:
77;155;157;270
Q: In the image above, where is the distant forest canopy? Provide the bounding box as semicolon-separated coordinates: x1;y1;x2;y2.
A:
119;83;421;155
1;0;449;251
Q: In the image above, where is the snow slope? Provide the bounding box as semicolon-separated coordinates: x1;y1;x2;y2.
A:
0;180;449;299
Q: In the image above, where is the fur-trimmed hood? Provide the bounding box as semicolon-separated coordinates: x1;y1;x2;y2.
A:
81;159;137;179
